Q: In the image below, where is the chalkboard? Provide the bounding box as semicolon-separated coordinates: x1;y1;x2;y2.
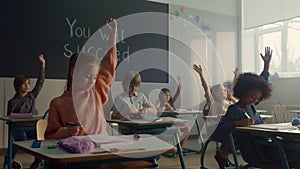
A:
0;0;169;82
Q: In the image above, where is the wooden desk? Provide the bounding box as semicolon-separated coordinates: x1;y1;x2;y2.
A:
234;124;300;169
259;114;274;121
256;109;268;113
160;109;202;137
13;134;172;169
160;109;202;117
288;110;300;118
107;117;187;169
0;115;43;169
160;109;202;154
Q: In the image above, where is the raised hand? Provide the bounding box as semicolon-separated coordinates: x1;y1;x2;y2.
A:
106;18;117;34
233;67;239;77
260;46;272;64
193;64;203;75
177;76;182;88
38;53;46;68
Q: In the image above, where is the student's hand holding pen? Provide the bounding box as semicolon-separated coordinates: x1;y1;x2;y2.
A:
66;126;80;136
56;126;80;138
234;118;255;127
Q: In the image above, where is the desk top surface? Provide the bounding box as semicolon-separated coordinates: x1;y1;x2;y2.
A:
161;109;202;115
107;117;186;126
0;115;43;122
235;123;300;136
257;109;268;113
13;134;173;164
260;114;274;119
288;110;300;113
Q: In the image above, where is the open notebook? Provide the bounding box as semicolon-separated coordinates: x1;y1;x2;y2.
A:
249;123;294;130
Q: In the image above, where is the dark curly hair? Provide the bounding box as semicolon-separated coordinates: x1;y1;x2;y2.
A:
233;72;272;102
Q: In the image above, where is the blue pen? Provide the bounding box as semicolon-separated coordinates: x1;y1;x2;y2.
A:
66;122;84;128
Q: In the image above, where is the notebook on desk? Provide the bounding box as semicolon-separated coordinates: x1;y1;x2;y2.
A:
249;123;294;130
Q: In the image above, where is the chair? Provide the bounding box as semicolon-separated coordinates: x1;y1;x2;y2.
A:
200;135;237;169
200;103;238;169
108;110;119;136
42;109;49;119
272;102;288;123
36;119;48;141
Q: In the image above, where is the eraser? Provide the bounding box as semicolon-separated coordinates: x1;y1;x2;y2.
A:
47;145;56;149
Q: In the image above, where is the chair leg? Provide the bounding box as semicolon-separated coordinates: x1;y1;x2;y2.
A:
3;157;7;169
146;156;159;169
228;133;240;169
200;140;211;169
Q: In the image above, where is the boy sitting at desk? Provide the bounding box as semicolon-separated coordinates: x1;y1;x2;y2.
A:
6;53;45;169
112;71;157;121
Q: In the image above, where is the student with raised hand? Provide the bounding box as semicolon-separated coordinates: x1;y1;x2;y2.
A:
156;76;182;112
5;53;45;169
113;71;157;120
155;76;191;149
45;18;117;140
193;64;230;116
223;67;239;103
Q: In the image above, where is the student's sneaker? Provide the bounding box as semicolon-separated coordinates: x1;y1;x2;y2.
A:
4;156;22;169
30;158;41;169
12;160;22;169
214;150;229;169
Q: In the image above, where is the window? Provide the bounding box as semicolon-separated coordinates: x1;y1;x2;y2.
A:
244;17;300;77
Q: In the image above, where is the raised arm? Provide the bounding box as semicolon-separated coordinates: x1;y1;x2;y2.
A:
31;53;46;98
232;67;239;87
95;18;118;104
259;46;272;81
172;76;182;103
193;64;213;104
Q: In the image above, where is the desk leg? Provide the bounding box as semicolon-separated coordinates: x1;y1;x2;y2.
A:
7;122;12;169
273;136;289;169
174;132;186;169
195;115;204;152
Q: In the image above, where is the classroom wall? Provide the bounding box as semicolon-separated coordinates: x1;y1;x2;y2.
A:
256;78;300;115
168;4;238;109
148;0;238;17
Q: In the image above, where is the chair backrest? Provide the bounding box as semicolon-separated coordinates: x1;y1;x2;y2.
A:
43;109;49;119
203;102;210;117
36;119;48;141
272;104;288;123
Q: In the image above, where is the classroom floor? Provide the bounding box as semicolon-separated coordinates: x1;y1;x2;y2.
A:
0;138;247;169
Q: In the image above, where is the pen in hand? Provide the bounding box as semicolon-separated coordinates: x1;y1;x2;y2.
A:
242;111;255;125
244;112;251;119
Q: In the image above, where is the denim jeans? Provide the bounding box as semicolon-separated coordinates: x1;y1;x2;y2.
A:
6;129;37;159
